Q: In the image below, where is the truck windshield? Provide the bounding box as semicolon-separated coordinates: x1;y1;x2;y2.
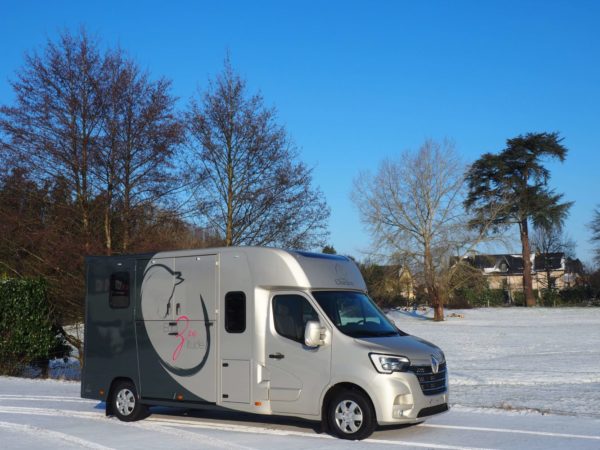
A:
312;291;403;338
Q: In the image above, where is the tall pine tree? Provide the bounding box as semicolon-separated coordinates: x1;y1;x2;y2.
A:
464;132;572;306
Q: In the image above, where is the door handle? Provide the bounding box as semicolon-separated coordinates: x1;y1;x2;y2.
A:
269;353;285;360
168;321;178;336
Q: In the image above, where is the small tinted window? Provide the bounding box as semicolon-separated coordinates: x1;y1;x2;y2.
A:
225;292;246;333
273;295;319;343
109;272;130;309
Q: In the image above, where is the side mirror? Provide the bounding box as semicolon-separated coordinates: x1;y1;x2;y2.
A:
304;321;323;347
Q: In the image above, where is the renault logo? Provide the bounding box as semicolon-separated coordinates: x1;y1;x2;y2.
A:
431;355;440;374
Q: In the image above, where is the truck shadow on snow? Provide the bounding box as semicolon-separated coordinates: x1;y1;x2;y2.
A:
112;405;419;435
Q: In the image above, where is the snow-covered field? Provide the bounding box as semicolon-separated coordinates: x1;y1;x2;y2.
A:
1;307;599;449
388;307;600;418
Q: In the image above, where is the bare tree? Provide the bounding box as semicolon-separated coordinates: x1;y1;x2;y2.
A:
352;140;498;321
0;168;85;354
187;59;329;249
531;225;575;292
0;30;189;360
98;53;184;254
0;29;107;253
591;207;600;266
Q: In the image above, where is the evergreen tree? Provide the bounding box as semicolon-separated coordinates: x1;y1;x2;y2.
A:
465;132;572;306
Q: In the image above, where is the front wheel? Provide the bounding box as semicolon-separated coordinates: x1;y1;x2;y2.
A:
110;380;148;422
327;390;376;440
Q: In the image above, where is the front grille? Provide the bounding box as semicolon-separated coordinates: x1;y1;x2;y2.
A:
417;403;449;418
408;362;447;396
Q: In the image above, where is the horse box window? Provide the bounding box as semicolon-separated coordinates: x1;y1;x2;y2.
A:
109;272;130;309
225;291;246;333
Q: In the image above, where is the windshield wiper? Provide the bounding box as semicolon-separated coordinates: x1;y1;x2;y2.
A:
352;330;398;338
373;331;399;337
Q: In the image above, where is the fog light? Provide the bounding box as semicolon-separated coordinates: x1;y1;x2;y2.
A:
393;393;414;418
392;405;405;418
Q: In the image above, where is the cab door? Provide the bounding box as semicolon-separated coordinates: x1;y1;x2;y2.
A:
265;292;331;416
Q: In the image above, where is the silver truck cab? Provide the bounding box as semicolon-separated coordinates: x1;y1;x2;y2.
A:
82;247;448;440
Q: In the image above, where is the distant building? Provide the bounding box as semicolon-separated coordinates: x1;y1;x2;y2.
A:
367;264;416;300
462;252;583;298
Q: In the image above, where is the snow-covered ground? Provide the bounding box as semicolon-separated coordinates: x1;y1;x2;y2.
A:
1;308;599;449
388;307;600;418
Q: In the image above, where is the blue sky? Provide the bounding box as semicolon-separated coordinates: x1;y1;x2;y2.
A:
1;1;599;263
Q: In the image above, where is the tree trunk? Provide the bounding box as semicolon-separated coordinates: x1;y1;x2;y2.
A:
104;187;113;256
519;219;536;307
225;155;234;246
433;296;444;321
122;177;131;253
35;358;50;379
122;145;133;253
425;244;444;321
104;208;112;255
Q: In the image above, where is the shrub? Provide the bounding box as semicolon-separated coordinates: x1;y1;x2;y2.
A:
511;290;539;306
450;288;505;308
539;290;561;307
559;286;598;305
0;278;70;376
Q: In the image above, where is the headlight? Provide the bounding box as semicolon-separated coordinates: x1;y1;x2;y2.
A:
369;353;410;374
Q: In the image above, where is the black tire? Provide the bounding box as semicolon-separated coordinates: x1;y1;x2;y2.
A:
327;390;376;440
110;380;148;422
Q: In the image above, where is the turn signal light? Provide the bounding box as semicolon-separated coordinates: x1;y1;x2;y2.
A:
254;401;262;406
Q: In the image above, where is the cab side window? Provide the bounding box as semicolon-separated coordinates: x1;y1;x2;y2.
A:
273;295;319;343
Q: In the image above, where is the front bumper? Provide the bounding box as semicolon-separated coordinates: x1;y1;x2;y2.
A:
370;370;449;425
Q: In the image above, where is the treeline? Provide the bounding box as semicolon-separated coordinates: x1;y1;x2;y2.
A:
352;138;600;319
0;29;329;357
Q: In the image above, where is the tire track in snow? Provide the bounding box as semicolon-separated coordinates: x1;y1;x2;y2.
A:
420;423;600;442
0;405;100;418
132;419;256;450
0;394;97;403
0;405;254;450
6;403;599;448
0;421;114;450
0;405;488;449
147;416;496;450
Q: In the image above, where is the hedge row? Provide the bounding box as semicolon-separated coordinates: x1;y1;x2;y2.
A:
0;278;70;376
449;287;600;308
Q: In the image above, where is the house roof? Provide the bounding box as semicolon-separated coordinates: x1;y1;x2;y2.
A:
465;253;567;275
468;254;525;275
533;253;563;271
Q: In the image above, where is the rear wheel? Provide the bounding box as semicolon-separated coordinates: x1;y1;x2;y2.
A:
111;380;148;422
327;390;376;440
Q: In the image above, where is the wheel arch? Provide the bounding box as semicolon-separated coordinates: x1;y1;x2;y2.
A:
105;376;138;417
320;382;377;427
